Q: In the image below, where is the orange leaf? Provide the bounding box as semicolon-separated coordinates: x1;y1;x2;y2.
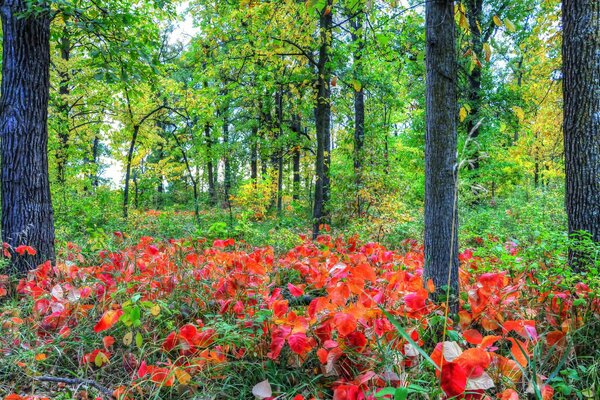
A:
333;312;357;337
463;329;483;345
93;309;123;333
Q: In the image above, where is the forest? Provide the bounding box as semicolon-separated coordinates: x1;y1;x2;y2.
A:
0;0;598;399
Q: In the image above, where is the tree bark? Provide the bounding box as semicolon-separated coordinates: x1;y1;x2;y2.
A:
424;0;459;309
562;0;600;271
205;122;217;206
123;125;139;218
291;114;302;201
55;24;71;186
0;0;55;274
312;0;333;239
351;10;365;216
250;126;258;187
222;113;232;208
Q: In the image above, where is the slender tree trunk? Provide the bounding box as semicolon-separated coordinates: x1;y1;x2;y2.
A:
123;125;139;218
250;126;258;187
91;135;100;189
56;24;70;186
0;0;55;274
275;88;284;213
205;122;217;206
312;0;333;239
351;10;365;216
562;0;600;271
222;112;232;208
291;114;302;201
424;0;459;309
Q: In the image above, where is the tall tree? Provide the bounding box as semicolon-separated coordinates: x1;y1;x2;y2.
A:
423;0;459;307
0;0;55;274
562;0;599;271
312;0;333;238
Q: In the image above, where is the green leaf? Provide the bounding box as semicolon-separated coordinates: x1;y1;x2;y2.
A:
135;332;143;348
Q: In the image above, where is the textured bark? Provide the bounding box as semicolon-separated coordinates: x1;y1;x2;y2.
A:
312;0;333;239
250;126;258;187
351;11;365;216
275;88;284;213
424;0;459;308
465;0;483;147
291;114;302;201
0;0;55;274
55;25;71;185
562;0;600;271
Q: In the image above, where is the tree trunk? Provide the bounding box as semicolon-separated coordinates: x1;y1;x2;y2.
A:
123;125;139;218
91;135;100;189
562;0;600;271
351;10;365;216
312;0;333;239
205;122;217;206
424;0;459;309
275;88;284;213
223;114;231;208
56;24;70;186
291;114;302;201
0;0;55;274
250;126;258;187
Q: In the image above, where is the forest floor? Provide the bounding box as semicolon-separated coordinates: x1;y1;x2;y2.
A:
1;189;599;400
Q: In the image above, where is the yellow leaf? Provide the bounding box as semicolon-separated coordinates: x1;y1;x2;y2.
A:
483;43;492;62
352;80;362;92
175;368;192;385
150;304;160;316
512;106;525;122
123;331;133;346
459;13;469;32
493;15;503;27
460;107;468;122
94;352;109;367
504;18;516;32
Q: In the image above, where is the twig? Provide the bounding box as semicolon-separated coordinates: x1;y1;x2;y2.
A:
36;375;114;398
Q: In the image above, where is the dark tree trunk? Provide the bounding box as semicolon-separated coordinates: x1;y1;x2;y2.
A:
91;135;100;189
351;10;365;216
56;24;70;186
312;0;333;239
123;125;139;218
275;88;284;213
562;0;600;272
250;126;258;187
0;0;55;274
465;0;483;149
205;122;217;206
291;114;302;201
424;0;459;309
222;112;232;208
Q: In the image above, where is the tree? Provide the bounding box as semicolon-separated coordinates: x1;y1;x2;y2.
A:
562;0;599;271
0;0;55;274
423;0;459;307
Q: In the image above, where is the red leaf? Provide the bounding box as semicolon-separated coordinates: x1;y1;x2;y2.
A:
333;312;357;337
441;362;467;398
288;332;314;355
93;309;123;333
287;283;304;297
15;245;36;256
463;329;483;345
